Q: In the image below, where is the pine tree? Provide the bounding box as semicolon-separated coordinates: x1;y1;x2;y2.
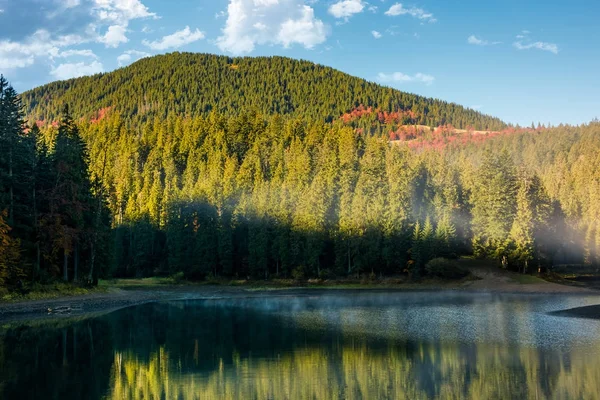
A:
28;124;48;280
335;127;360;275
435;214;457;259
352;137;388;276
192;202;218;279
410;221;423;280
470;151;517;260
508;179;535;272
421;216;435;265
383;145;412;272
47;105;94;281
584;223;595;266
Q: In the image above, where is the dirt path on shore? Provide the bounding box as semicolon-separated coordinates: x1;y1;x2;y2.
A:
1;267;598;323
461;267;598;293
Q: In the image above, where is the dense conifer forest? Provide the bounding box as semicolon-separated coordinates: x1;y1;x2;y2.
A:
1;54;599;290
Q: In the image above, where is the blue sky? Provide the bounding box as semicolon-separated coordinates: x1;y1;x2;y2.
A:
0;0;598;126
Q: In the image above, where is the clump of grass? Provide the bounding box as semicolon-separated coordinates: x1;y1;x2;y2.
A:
99;276;181;288
511;274;547;284
426;258;470;279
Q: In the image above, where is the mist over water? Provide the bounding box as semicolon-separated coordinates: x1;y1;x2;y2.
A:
2;292;600;399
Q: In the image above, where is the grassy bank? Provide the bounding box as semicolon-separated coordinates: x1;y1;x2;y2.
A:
0;282;107;303
3;258;598;306
100;274;478;291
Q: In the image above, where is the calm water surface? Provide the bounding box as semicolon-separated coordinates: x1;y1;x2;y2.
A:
2;291;600;399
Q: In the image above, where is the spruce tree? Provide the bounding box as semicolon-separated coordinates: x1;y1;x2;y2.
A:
421;216;435;265
470;151;517;260
410;221;423;279
47;105;93;281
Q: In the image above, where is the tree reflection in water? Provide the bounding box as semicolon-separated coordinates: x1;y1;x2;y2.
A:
1;293;600;400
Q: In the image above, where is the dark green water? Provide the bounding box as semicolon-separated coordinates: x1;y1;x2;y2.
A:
1;292;600;399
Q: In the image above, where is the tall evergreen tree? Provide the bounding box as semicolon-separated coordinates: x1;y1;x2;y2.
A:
470;151;517;260
47;105;94;281
410;221;423;280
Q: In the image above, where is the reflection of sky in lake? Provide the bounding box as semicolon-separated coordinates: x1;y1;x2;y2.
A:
227;292;600;350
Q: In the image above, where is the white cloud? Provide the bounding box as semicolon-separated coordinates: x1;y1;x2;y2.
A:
116;54;130;65
142;26;204;51
514;40;558;54
50;60;104;80
254;22;268;31
117;49;151;66
512;31;558;54
278;6;328;49
467;35;485;45
46;0;83;18
371;30;382;39
328;0;364;19
0;0;157;75
377;71;435;85
0;54;35;69
99;25;128;47
91;0;156;25
0;29;86;69
90;0;157;48
64;0;81;8
217;0;328;54
53;49;99;59
467;35;501;46
385;3;436;22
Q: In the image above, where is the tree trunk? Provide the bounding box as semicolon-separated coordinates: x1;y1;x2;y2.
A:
35;242;41;280
347;242;352;274
63;249;68;281
89;148;107;284
73;244;79;282
89;193;103;283
317;257;321;277
89;242;95;284
8;148;13;224
33;183;39;281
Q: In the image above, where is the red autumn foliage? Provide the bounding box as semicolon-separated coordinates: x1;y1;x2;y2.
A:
388;125;429;141
90;107;112;124
340;105;417;125
405;126;545;151
340;105;375;123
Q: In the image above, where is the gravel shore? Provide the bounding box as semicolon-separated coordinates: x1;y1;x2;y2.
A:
1;268;599;323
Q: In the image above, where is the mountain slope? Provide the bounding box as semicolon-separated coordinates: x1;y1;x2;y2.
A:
22;53;505;131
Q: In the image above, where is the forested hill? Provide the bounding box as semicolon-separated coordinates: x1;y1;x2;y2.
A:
2;73;599;291
22;53;505;131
